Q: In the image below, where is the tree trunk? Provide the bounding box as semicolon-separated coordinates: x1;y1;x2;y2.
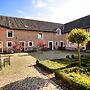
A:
77;42;81;67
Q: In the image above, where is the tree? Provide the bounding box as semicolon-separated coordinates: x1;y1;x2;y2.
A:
68;28;89;67
36;39;46;50
13;42;23;53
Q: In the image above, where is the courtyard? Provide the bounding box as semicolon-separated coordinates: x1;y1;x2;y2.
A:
0;51;89;90
0;53;60;90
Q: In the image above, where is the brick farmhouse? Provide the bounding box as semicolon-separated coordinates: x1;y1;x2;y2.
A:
0;15;90;53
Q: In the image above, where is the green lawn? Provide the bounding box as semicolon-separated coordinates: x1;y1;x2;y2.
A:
37;59;69;71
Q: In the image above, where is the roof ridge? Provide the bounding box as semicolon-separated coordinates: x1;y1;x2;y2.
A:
0;15;63;32
0;15;62;24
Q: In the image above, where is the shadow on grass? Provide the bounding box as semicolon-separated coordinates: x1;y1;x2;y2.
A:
0;77;49;90
34;65;52;75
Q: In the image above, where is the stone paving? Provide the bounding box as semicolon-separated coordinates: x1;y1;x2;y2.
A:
0;54;61;90
30;50;89;60
30;50;77;60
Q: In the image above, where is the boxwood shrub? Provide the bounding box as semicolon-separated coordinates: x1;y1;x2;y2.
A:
55;67;90;90
36;59;68;72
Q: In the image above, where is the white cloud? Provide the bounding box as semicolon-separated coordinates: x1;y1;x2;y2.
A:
22;0;90;23
32;0;46;8
17;10;24;14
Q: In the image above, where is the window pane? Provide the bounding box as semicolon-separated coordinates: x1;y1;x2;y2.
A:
38;33;43;39
28;41;33;47
29;42;32;46
8;31;12;37
8;42;12;47
56;28;61;35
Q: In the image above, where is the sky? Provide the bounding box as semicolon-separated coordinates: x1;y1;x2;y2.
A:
0;0;90;24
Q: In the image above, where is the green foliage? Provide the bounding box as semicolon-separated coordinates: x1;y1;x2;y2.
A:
68;28;89;46
66;55;70;58
71;54;75;58
68;28;89;67
38;60;67;70
55;67;90;90
37;54;90;90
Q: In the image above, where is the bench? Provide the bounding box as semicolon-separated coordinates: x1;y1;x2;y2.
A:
3;56;10;67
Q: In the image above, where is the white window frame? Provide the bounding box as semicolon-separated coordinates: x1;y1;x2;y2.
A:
7;30;14;38
48;41;54;50
60;41;64;47
6;41;13;48
28;41;34;47
55;41;59;46
37;33;43;39
56;28;61;35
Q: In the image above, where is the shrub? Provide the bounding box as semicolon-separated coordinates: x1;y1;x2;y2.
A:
36;60;68;73
66;55;70;58
71;54;75;58
55;67;90;90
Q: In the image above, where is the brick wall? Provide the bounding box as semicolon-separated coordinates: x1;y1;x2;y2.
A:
0;26;69;52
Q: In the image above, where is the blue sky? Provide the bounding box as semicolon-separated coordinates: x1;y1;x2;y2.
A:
0;0;90;23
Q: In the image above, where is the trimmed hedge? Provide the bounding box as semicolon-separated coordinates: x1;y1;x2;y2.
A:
36;60;54;72
36;55;90;90
36;59;68;72
55;67;90;90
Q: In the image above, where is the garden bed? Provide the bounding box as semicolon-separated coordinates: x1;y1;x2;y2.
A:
55;67;90;90
36;59;69;72
36;55;90;90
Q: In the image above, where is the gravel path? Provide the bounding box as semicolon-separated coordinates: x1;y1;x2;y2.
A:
30;50;89;60
0;54;61;90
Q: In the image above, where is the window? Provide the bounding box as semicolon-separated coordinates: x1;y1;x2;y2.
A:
55;41;58;46
38;33;43;39
7;30;14;38
6;41;13;48
56;28;61;35
28;41;33;47
60;41;64;47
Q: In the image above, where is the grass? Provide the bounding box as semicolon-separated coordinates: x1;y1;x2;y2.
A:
37;54;90;90
55;67;90;90
38;59;69;70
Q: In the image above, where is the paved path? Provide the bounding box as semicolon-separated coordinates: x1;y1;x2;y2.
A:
0;54;61;90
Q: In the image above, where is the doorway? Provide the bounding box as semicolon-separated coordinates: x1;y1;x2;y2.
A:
48;41;53;50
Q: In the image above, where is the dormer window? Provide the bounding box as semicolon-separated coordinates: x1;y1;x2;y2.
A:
56;28;61;35
38;33;43;39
